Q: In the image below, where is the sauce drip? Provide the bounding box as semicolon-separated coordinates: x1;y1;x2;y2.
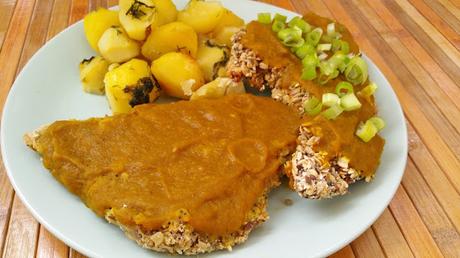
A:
35;94;300;235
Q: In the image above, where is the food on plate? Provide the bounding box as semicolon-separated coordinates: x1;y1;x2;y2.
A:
195;40;228;82
141;21;198;61
97;26;140;63
24;94;300;255
190;77;245;100
149;0;179;28
83;8;121;52
104;58;159;113
79;56;110;95
78;0;245;113
211;8;245;33
151;52;204;99
227;12;385;199
178;0;225;34
119;0;156;40
211;26;242;47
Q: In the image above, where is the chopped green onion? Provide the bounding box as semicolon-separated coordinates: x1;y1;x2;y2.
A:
340;93;362;111
295;43;316;59
358;82;378;98
301;66;317;80
368;116;385;131
335;81;354;97
274;13;287;23
303;96;322;116
321;34;333;43
328;52;349;72
306;27;323;46
257;13;272;24
318;52;328;60
345;56;368;85
340;41;350;54
332;39;350;54
288;16;312;33
356;120;378;142
317;43;332;52
327;23;335;36
317;61;338;84
322;93;340;107
278;27;304;47
302;53;318;67
272;20;285;32
322;104;343;120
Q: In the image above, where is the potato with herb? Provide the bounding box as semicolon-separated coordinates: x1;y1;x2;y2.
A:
83;8;121;52
196;41;228;82
190;77;245;100
151;52;204;99
150;0;178;28
177;0;225;34
79;56;110;95
141;22;198;61
104;58;160;113
119;0;156;40
98;26;140;63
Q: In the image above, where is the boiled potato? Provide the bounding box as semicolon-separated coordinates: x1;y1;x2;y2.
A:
79;56;110;95
119;0;156;40
212;26;241;46
150;0;178;28
151;52;204;99
212;9;244;33
98;26;140;63
190;77;245;100
141;22;197;61
104;58;160;113
83;8;120;52
177;1;224;34
196;41;228;82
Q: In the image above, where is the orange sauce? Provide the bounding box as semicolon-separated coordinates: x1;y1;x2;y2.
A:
35;94;300;235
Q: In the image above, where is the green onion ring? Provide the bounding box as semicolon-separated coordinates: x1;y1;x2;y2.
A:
322;104;343;120
335;81;354;97
303;96;322;116
257;13;272;24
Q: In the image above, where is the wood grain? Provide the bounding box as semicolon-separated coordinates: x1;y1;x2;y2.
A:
0;0;16;48
35;227;68;258
372;209;413;258
350;229;385;258
0;0;36;255
0;0;460;257
389;186;443;257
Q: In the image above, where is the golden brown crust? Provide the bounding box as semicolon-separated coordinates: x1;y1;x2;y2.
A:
105;194;270;255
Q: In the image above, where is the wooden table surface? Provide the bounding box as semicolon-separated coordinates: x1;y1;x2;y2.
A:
1;0;460;257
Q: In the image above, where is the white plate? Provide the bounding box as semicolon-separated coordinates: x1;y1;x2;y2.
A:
1;1;408;257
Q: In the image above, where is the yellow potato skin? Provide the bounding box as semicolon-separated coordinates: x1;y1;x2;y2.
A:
190;77;245;100
177;1;224;34
97;27;141;63
212;26;241;47
151;52;204;99
150;0;178;29
141;22;198;61
104;59;152;114
83;8;121;52
79;56;110;95
119;0;156;40
212;9;244;33
195;43;227;82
